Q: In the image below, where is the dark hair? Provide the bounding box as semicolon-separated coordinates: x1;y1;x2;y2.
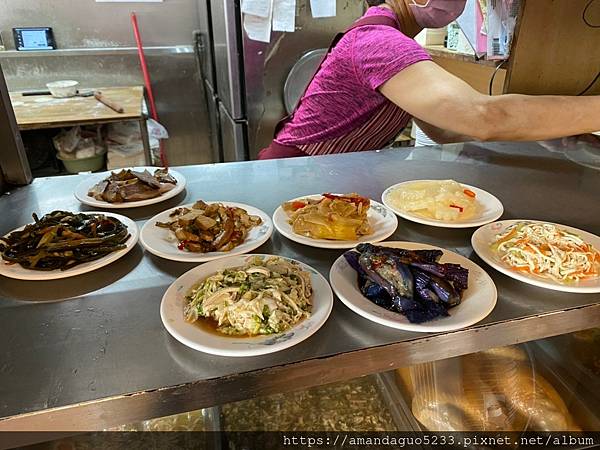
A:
366;0;386;5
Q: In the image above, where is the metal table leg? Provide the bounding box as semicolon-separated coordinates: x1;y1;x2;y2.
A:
139;117;152;165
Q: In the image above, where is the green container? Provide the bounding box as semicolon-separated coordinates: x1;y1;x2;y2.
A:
57;152;106;174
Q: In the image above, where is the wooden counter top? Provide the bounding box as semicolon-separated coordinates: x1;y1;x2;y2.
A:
9;86;144;130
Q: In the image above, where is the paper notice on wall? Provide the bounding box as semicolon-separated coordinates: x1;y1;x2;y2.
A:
310;0;336;18
242;0;271;18
244;14;272;42
272;0;296;32
244;0;274;43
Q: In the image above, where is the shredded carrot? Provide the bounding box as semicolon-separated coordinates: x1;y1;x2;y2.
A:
495;222;600;283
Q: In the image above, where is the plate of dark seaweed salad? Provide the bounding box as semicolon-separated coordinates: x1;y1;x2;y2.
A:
0;210;138;280
329;242;497;332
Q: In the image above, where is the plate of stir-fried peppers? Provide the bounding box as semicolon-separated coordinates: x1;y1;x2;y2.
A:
0;211;138;280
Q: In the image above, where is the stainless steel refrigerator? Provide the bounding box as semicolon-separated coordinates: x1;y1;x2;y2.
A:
195;0;364;162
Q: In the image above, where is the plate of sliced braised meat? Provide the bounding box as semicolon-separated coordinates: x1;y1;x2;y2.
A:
329;242;497;332
141;200;273;262
74;167;186;208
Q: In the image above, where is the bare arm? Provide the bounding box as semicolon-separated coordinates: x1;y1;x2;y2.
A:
413;119;475;144
380;61;600;142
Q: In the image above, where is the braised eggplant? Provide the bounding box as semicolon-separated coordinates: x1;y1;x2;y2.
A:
344;244;468;324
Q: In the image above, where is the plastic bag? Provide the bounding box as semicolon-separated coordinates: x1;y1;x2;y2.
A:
106;142;145;169
106;121;141;145
486;0;520;60
52;126;81;154
74;138;96;159
396;345;578;432
53;126;105;160
147;118;169;140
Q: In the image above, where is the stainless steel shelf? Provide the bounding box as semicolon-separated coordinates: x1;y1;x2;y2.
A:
0;142;599;432
0;45;193;58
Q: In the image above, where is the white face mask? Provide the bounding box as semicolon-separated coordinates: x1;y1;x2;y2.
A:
410;0;467;28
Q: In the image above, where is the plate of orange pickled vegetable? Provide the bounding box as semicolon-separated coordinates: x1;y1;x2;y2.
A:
273;193;397;249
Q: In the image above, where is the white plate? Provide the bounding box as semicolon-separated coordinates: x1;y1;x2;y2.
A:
329;241;497;332
381;180;504;228
140;202;273;263
74;166;186;209
160;254;333;356
0;212;139;281
472;220;600;293
273;194;398;249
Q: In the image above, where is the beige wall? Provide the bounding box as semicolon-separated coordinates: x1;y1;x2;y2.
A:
0;0;199;50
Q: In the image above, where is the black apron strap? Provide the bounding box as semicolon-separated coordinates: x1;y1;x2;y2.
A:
274;14;400;137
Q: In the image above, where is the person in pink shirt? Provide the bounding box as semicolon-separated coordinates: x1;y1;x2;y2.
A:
258;0;600;159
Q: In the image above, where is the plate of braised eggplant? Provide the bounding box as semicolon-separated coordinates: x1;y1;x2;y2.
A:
329;242;497;332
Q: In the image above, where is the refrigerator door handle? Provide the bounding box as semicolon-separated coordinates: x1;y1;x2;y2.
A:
193;31;206;69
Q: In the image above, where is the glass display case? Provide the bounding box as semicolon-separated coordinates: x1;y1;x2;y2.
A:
29;331;599;450
103;331;599;434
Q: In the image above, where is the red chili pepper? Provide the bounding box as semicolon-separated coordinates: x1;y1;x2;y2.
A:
177;241;187;250
292;201;307;210
322;193;369;206
463;189;476;198
450;204;464;213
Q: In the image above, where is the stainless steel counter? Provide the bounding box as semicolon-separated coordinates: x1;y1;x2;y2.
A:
1;141;599;431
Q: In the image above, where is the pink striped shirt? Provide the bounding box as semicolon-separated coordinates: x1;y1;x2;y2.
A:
275;7;431;154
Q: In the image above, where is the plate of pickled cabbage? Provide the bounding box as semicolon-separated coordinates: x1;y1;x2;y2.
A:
160;255;333;356
329;242;497;332
273;193;398;249
382;180;503;228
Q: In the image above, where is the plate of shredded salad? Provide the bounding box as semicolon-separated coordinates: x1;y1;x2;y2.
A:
160;254;333;356
472;220;600;293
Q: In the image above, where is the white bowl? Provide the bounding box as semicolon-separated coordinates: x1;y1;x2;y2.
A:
46;80;79;98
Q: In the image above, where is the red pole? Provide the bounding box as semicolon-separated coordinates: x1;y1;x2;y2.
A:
131;12;168;168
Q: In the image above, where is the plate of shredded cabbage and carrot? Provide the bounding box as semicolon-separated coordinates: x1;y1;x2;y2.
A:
472;220;600;293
